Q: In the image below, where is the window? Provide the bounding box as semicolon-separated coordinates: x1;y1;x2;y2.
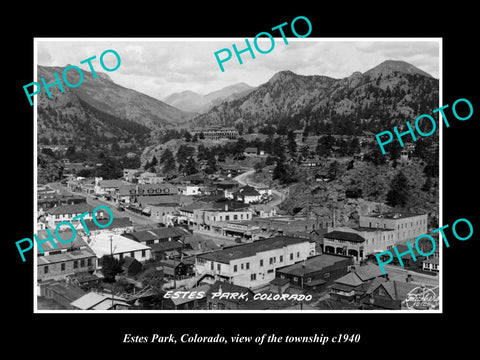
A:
269;257;274;265
130;251;135;258
260;259;263;267
211;262;214;270
378;287;386;296
251;274;256;281
87;258;92;267
293;276;298;283
241;263;244;270
61;263;65;271
217;264;221;271
297;252;300;258
119;254;123;261
241;214;244;219
80;259;85;267
234;265;238;272
307;277;312;283
73;260;78;269
324;272;330;278
246;262;250;270
290;253;293;260
279;255;283;263
44;266;49;274
225;215;230;221
234;215;238;220
142;250;146;258
267;269;274;274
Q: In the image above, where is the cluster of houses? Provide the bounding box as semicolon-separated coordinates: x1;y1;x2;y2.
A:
37;182;439;311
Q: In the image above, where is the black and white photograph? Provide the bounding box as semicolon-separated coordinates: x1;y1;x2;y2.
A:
7;5;478;354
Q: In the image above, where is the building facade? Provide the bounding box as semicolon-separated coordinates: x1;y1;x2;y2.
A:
195;236;316;289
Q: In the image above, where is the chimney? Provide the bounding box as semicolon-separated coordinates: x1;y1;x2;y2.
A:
406;274;412;282
385;273;389;281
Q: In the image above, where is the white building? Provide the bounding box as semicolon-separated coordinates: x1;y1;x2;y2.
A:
86;232;152;268
359;212;428;245
44;203;96;228
195;236;316;289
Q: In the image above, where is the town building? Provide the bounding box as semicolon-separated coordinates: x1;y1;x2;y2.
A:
36;230;97;282
233;185;262;204
86;232;152;267
359;212;428;245
191;127;239;140
115;183;179;204
195;236;316;289
329;264;386;302
275;253;354;292
77;217;134;236
70;292;131;310
43;202;96;229
94;178;126;197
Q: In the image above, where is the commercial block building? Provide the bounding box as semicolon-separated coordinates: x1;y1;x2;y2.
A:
195;236;316;289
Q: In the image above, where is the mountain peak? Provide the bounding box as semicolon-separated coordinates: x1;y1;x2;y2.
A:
268;70;297;83
364;60;433;78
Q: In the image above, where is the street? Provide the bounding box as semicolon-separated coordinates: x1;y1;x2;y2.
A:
233;170;286;207
383;264;439;287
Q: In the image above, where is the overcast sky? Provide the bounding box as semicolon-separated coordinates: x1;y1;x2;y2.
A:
36;38;440;101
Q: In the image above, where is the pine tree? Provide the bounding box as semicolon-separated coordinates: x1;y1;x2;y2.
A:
160;148;176;173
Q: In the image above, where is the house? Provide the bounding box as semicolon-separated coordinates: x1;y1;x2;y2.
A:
244;147;258;156
94;178;125;197
149;241;184;260
36;230;97;282
70;291;131;310
121;256;143;276
137;171;164;185
162;284;210;310
275;253;354;292
44;202;96;228
330;264;386;302
158;259;194;279
86;232;152;267
37;194;86;213
233;185;262;204
66;272;101;289
195;236;316;289
206;281;255;310
422;256;440;272
314;171;330;182
356;278;421;310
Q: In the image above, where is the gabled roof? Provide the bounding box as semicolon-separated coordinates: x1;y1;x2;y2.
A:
149;241;183;252
324;231;365;243
97;179;125;188
80;217;133;231
334;271;364;287
355;264;385;281
70;292;130;310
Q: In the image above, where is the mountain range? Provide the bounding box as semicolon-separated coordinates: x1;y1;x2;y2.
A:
163;82;255;113
192;60;439;134
36;59;438;148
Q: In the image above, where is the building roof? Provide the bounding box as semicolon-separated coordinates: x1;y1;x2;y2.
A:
87;232;151;258
423;257;439;265
149;241;183;252
70;292;130;310
36;229;89;253
324;231;365;243
244;147;258;153
277;253;352;277
98;179;125;188
334;272;365;287
38;248;96;265
198;236;313;263
45;282;86;302
45;202;95;215
355;264;385;281
124;227;190;243
80;217;133;231
362;211;426;220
